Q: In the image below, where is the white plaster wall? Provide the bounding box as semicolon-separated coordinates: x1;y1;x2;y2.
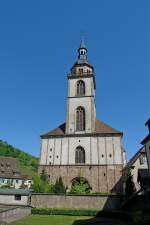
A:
0;195;28;205
61;138;69;164
40;139;48;164
67;97;95;133
68;137;91;164
47;139;55;165
66;76;96;134
105;137;114;164
53;139;61;165
91;137;98;164
113;137;123;164
98;137;106;164
40;135;123;166
68;77;95;97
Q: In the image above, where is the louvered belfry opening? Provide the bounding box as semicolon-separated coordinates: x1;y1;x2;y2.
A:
77;80;85;96
75;146;85;164
76;106;85;131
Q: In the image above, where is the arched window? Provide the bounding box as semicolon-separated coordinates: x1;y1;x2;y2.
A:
76;106;85;131
77;80;85;95
75;146;85;164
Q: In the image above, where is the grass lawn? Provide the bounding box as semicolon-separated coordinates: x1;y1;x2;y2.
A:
9;215;132;225
10;215;92;225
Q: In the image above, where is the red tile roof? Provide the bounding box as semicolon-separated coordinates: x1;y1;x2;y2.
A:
41;119;122;138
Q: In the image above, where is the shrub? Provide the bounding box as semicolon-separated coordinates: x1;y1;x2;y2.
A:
54;177;66;194
31;208;98;216
70;177;91;194
40;169;48;182
124;167;136;198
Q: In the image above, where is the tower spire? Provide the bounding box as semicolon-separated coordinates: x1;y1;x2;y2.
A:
77;38;88;64
79;38;86;49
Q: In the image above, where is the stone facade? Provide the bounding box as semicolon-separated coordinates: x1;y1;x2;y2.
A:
38;165;123;193
39;40;125;193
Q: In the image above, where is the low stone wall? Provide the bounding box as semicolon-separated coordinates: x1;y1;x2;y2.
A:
0;206;31;223
31;194;123;210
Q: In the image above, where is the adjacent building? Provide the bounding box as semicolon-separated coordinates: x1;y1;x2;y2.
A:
125;147;148;190
39;41;125;193
0;188;31;206
0;157;25;189
141;118;150;172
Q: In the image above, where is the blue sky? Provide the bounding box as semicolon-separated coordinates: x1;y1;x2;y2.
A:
0;0;149;159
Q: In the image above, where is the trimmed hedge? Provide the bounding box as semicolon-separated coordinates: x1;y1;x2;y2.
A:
32;192;123;197
31;208;99;216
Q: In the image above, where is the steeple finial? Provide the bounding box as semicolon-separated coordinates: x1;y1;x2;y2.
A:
79;38;86;49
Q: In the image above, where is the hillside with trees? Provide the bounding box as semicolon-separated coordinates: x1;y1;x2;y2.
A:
0;140;38;177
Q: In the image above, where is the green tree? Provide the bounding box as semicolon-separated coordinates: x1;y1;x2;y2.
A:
40;169;48;182
54;177;66;194
70;177;91;194
125;167;136;198
32;175;55;193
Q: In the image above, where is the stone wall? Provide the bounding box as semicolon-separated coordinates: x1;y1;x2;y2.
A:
31;194;122;210
0;206;31;223
38;165;123;193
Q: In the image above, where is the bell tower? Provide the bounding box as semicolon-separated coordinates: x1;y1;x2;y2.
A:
66;40;96;134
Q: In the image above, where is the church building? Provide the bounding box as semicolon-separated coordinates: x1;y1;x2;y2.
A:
39;41;125;193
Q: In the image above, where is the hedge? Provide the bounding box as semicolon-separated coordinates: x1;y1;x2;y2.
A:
31;208;99;216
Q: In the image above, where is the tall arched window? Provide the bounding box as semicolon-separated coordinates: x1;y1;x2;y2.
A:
75;146;85;164
77;80;85;96
76;107;85;131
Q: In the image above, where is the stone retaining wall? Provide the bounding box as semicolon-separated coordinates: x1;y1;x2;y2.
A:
0;206;31;223
31;194;123;210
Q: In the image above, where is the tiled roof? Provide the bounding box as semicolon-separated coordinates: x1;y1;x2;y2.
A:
0;188;31;195
41;119;122;138
95;119;122;134
0;157;23;179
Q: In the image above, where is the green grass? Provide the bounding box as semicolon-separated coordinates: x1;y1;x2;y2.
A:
10;215;133;225
10;215;91;225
